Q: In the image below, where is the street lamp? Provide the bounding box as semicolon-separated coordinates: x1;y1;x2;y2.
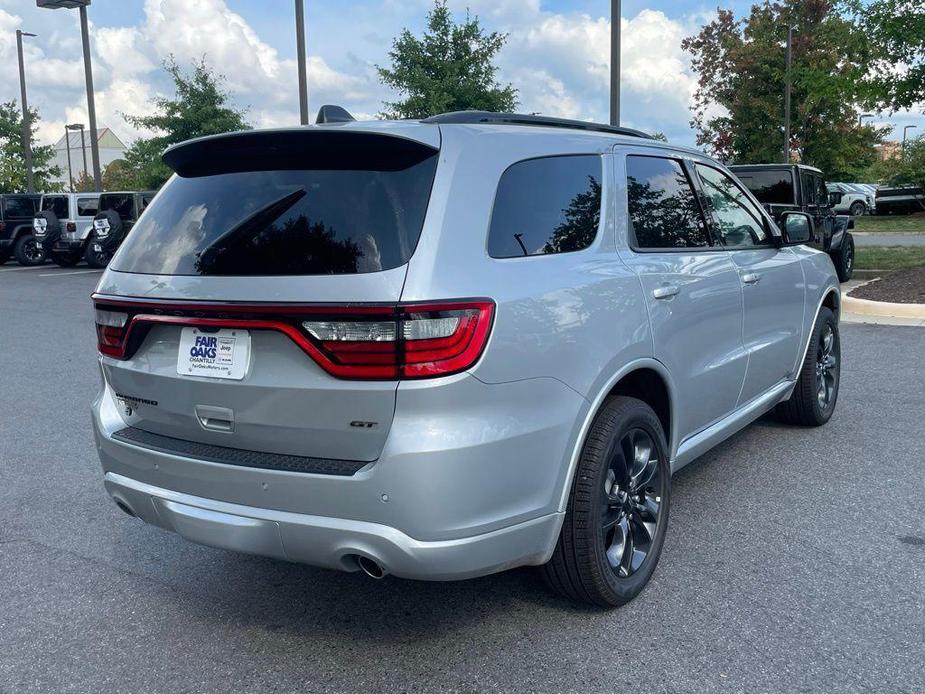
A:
16;29;38;193
903;125;918;155
294;0;309;125
37;1;102;191
858;113;874;127
67;123;87;188
610;0;621;126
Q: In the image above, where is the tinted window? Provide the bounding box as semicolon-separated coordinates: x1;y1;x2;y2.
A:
3;196;37;218
42;196;69;218
626;156;710;249
111;158;438;276
100;194;134;220
801;171;817;205
815;176;828;207
736;170;795;205
696;164;772;248
487;155;601;258
76;198;98;216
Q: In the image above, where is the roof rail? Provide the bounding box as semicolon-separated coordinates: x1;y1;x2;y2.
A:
421;111;654;139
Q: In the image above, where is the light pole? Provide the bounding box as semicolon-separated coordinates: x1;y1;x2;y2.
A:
610;0;621;126
37;1;102;190
67;123;87;187
858;113;873;127
64;126;74;192
16;29;38;193
294;0;309;125
903;125;918;155
783;26;797;163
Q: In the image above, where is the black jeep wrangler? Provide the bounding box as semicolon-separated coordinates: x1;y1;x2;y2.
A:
0;194;41;265
728;164;856;282
85;191;156;268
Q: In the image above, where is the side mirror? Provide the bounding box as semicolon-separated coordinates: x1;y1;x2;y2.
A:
780;211;814;245
828;191;842;206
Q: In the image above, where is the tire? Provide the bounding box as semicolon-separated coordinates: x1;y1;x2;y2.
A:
83;234;113;269
849;201;866;217
13;234;46;266
33;209;61;252
833;233;854;283
775;306;840;426
541;396;671;607
51;252;80;268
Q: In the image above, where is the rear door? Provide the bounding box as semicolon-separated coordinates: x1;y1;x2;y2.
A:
616;151;747;440
97;130;440;463
693;163;804;404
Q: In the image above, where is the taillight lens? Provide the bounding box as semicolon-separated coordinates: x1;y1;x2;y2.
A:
66;222;77;232
95;309;128;357
302;301;494;379
91;299;494;380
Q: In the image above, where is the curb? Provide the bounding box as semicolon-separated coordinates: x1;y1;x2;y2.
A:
842;293;925;319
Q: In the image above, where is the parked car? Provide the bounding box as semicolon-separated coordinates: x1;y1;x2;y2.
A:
827;182;873;216
91;110;841;607
33;192;101;267
875;185;925;215
0;193;41;265
85;191;156;268
729;164;856;281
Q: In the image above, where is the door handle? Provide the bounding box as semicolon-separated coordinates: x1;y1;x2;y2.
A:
742;273;762;285
653;285;680;299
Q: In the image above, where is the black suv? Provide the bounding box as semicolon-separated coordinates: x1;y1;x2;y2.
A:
0;194;41;265
728;164;855;281
85;191;156;268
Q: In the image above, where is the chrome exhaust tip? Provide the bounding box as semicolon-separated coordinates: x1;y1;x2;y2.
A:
357;555;387;579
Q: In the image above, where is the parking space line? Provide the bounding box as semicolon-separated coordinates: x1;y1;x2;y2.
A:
0;265;50;273
39;269;103;277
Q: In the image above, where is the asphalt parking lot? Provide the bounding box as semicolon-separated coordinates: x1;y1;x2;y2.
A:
1;263;923;694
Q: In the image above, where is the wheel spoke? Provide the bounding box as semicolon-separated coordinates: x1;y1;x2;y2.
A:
618;517;635;576
605;516;629;570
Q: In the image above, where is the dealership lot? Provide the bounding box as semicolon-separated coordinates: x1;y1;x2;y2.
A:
1;265;923;694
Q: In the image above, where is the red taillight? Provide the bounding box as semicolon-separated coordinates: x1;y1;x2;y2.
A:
0;222;5;233
91;298;494;380
66;222;77;232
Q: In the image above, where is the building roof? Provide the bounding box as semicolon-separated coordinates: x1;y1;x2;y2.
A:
54;127;126;151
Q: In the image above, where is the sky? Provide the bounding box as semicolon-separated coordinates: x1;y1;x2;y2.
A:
1;0;922;151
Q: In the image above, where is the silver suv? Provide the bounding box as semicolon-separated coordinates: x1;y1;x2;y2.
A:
91;111;841;607
33;192;101;267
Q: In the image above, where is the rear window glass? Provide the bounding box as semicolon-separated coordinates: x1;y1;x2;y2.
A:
77;198;98;216
488;155;602;258
100;194;134;220
111;159;439;276
735;170;795;205
3;197;37;218
42;196;69;218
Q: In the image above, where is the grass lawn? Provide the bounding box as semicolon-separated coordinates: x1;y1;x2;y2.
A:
853;213;925;233
854;246;925;271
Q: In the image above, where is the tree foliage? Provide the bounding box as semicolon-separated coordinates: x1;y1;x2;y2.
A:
0;101;62;193
867;136;925;186
377;0;517;119
859;0;925;110
682;1;883;179
120;57;250;190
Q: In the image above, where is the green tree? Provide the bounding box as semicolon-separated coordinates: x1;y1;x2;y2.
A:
377;0;517;118
101;159;137;191
682;1;883;178
859;0;925;111
121;57;249;189
71;171;95;192
0;101;62;193
866;135;925;186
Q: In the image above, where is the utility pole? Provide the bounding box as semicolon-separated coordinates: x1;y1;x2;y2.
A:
78;5;102;190
16;30;37;193
858;113;873;127
610;0;621;126
903;125;918;155
295;0;309;125
783;26;796;163
64;127;74;193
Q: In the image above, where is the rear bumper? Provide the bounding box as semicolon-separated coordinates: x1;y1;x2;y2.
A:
52;238;85;253
93;366;586;580
104;470;561;580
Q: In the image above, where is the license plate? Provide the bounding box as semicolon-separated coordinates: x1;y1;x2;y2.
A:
177;327;250;380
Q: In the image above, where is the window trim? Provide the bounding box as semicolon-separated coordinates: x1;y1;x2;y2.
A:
692;162;776;250
486;152;606;261
624;153;719;254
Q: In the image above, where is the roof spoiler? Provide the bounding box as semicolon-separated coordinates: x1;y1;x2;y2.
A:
315;105;355;124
